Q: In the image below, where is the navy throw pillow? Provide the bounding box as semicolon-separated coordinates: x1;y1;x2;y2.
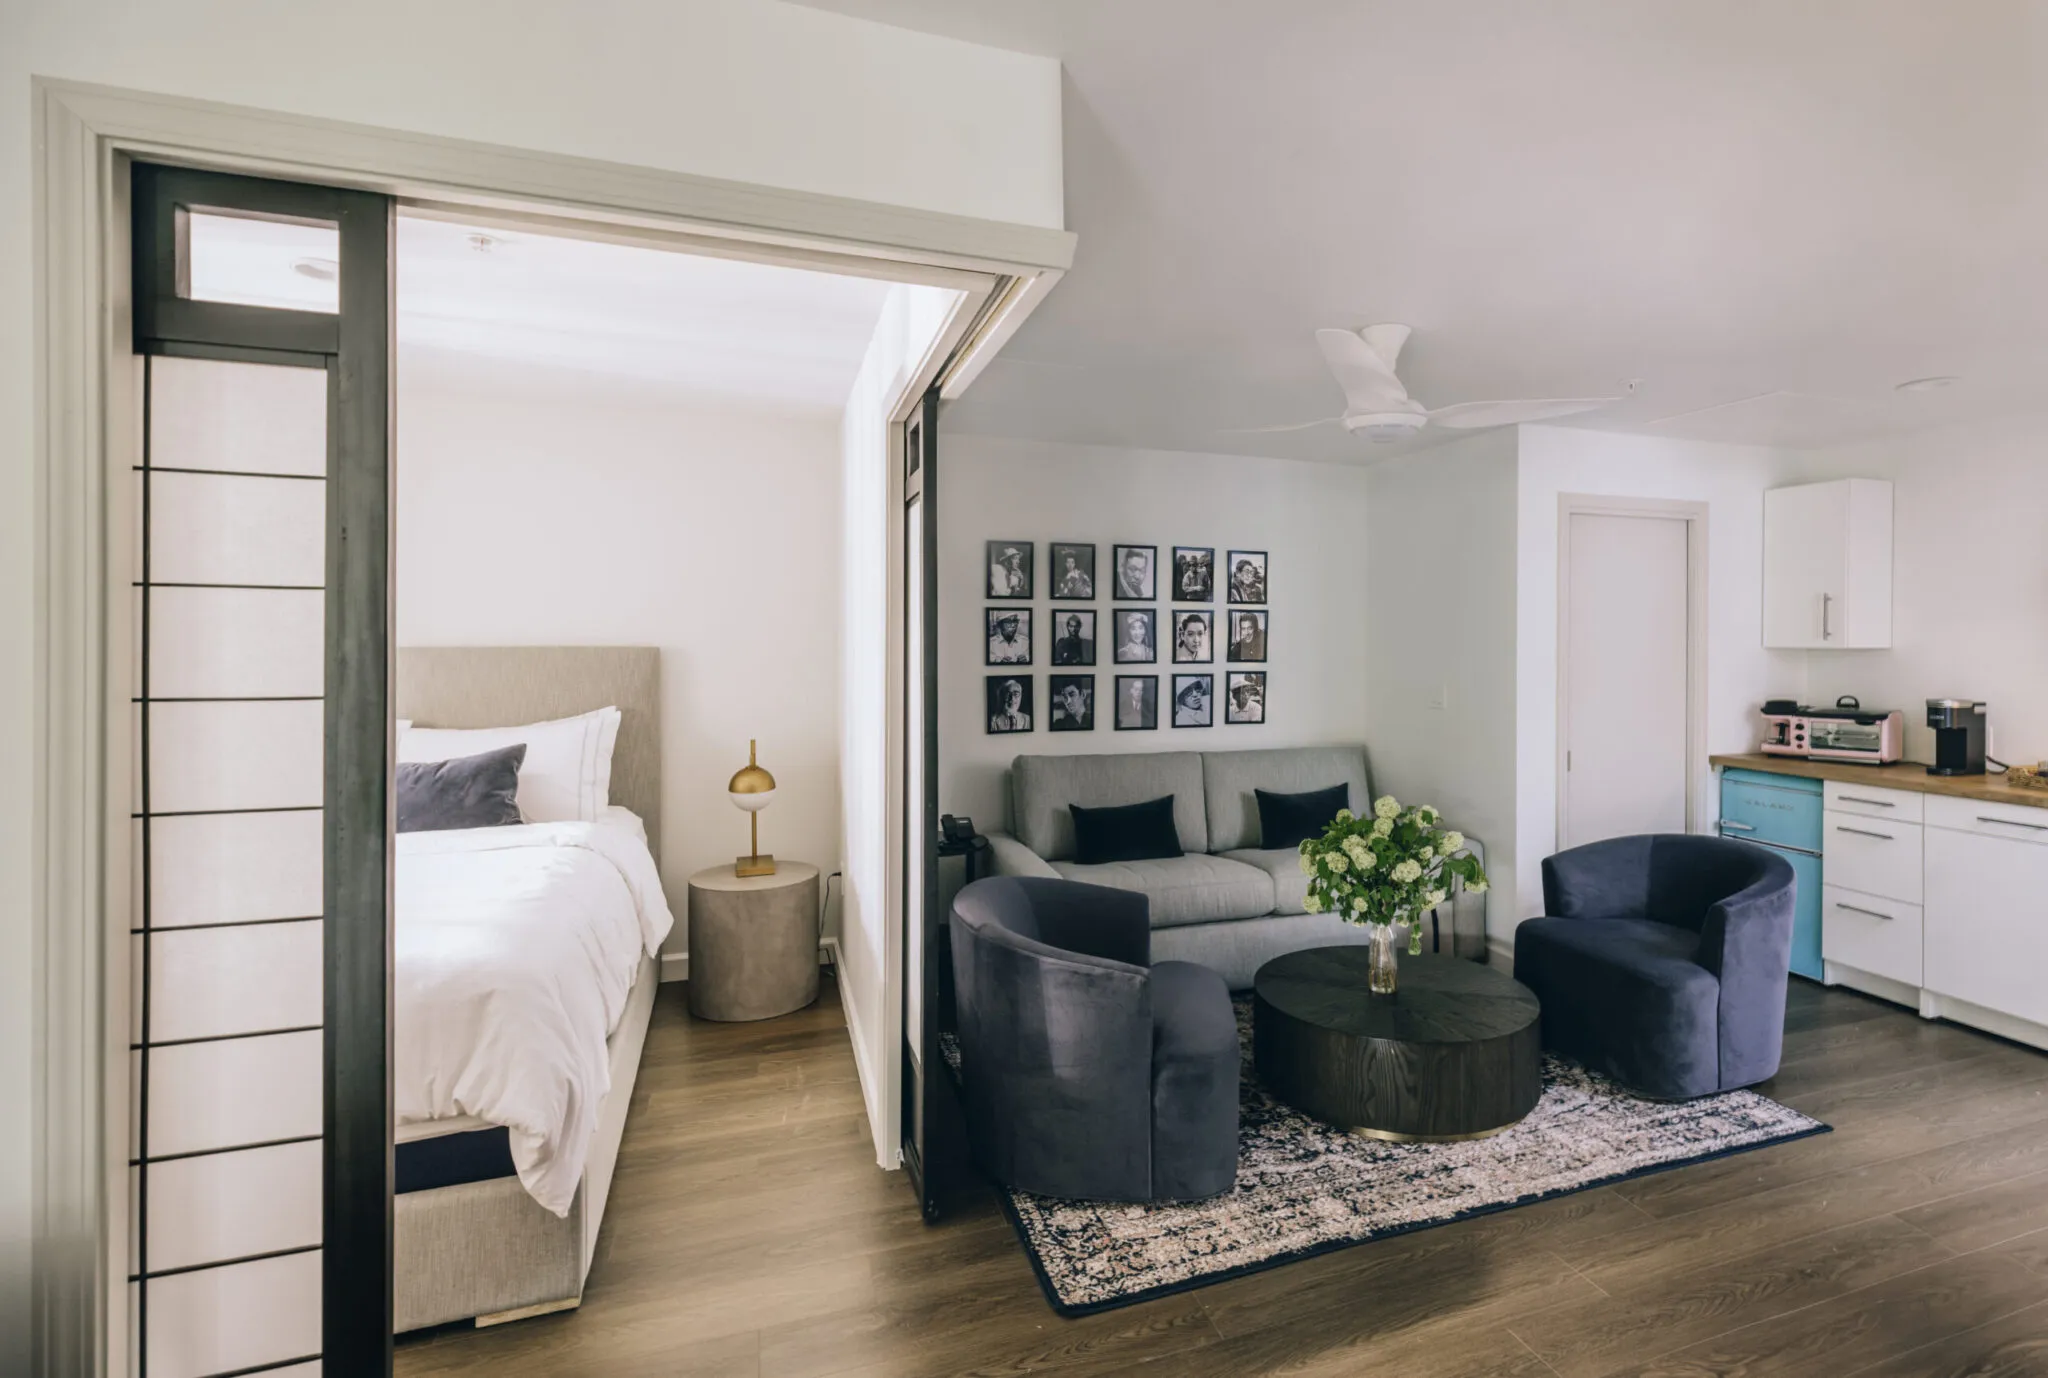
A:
1256;782;1351;850
1070;795;1183;865
397;744;527;833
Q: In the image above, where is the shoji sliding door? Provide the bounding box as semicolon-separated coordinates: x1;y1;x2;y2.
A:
128;163;393;1378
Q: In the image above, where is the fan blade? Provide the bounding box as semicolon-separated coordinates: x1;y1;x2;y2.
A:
1425;396;1620;430
1315;328;1410;408
1216;417;1343;433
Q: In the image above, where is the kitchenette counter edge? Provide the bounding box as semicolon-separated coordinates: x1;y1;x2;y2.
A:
1710;753;2048;811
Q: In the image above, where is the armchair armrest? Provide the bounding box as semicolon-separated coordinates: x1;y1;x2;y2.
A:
985;831;1060;879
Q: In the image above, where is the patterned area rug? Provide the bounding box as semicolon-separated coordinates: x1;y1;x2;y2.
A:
985;999;1828;1316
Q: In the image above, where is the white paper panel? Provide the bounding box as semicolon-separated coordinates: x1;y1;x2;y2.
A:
137;1139;321;1276
150;700;322;815
145;1248;321;1378
149;353;328;475
149;809;323;928
150;471;326;588
142;921;322;1044
145;1030;322;1158
149;586;325;700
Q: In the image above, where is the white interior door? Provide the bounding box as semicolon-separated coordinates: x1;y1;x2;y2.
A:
1563;512;1691;848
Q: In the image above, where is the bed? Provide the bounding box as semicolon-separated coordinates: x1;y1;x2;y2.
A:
392;646;667;1332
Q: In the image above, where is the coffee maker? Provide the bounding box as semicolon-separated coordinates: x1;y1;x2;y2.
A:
1926;699;1987;776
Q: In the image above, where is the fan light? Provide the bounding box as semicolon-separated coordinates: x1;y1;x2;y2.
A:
1342;411;1429;442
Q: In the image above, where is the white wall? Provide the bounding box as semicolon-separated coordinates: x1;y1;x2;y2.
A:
938;435;1375;829
1782;414;2048;768
1514;426;1802;928
2;3;1059;1309
1362;431;1521;935
394;353;844;955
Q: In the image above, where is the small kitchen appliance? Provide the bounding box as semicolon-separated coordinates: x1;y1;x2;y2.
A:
1759;697;1905;764
1926;699;1988;776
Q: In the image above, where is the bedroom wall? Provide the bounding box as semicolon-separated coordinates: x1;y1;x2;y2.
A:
937;435;1375;832
394;351;845;961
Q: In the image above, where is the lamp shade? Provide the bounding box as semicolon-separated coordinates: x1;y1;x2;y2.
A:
729;739;776;812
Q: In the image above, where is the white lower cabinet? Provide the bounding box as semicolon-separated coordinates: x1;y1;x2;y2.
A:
1925;801;2048;1032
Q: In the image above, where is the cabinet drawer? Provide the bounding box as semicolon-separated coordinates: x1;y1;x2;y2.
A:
1824;779;1924;824
1821;884;1923;987
1926;794;2048;843
1823;810;1922;903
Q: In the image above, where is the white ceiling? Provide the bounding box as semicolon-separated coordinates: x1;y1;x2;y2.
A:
794;0;2048;459
189;209;894;409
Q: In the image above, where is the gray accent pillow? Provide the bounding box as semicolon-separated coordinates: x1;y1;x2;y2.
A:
397;744;527;834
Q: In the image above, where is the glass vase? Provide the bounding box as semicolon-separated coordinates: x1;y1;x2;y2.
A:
1368;922;1399;995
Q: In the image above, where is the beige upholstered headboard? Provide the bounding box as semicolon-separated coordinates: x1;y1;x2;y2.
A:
396;647;662;864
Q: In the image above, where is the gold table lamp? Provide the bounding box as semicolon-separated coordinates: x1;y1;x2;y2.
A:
728;739;778;877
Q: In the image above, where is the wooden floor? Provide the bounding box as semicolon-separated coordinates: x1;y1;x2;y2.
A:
395;973;2048;1378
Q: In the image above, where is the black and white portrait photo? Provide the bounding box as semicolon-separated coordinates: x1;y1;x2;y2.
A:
1226;671;1267;724
1173;546;1215;602
986;675;1032;734
1173;609;1214;664
1112;544;1156;600
985;608;1032;665
1050;610;1096;665
1113;608;1157;664
1114;675;1158;731
1172;673;1213;728
1050;542;1096;600
986;540;1032;600
1227;550;1268;605
1049;675;1095;732
1226;609;1268;663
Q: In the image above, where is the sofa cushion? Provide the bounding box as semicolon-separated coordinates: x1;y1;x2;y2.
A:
1014;752;1208;862
1203;747;1371;853
1255;783;1351;851
1071;795;1184;865
1049;854;1274;929
1218;848;1311;916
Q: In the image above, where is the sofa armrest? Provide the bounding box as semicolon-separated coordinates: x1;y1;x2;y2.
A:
985;831;1060;879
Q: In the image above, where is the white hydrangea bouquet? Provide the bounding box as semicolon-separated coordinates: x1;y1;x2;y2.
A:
1298;794;1489;966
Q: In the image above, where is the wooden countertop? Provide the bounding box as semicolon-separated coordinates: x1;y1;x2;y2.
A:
1710;752;2048;811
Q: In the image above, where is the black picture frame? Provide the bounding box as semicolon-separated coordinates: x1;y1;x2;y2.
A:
986;674;1033;734
1112;608;1157;664
985;607;1032;666
986;539;1033;600
1049;542;1097;600
1172;673;1214;728
1048;609;1097;666
1172;609;1214;664
1226;671;1268;724
1227;549;1268;605
1048;674;1096;732
1225;608;1268;663
1112;544;1157;601
1114;675;1158;731
1172;546;1215;602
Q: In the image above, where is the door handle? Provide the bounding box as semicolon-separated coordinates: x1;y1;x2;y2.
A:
1716;820;1757;832
1834;901;1893;921
1835;825;1894;840
1821;592;1833;641
1838;796;1895;808
1978;815;2048;832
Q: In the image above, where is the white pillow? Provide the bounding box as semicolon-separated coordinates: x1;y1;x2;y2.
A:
398;707;621;823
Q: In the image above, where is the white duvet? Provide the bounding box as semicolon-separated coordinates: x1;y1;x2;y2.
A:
395;808;673;1216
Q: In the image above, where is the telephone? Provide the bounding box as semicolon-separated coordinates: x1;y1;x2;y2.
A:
940;815;977;844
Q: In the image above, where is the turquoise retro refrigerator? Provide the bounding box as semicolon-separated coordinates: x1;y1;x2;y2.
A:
1717;767;1824;981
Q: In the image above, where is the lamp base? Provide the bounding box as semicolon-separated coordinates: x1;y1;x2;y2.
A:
735;853;777;878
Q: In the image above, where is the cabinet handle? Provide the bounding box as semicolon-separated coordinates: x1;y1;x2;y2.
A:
1838;796;1895;808
1716;820;1757;832
1822;592;1833;641
1835;825;1894;840
1977;815;2048;832
1834;901;1894;921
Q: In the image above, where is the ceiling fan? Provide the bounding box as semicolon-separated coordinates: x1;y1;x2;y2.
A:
1233;324;1623;442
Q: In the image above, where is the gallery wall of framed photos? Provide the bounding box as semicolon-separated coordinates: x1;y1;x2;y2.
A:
982;539;1268;735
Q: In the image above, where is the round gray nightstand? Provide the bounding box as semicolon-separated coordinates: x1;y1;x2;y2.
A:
686;861;821;1021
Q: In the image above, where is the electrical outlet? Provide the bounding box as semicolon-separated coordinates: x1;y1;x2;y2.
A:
1428;684;1449;711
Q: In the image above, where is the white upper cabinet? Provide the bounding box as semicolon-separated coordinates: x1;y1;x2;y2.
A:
1763;478;1893;649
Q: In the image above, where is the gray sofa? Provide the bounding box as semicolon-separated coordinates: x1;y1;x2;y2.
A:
986;746;1397;989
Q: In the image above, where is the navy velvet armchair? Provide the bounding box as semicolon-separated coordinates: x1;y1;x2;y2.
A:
949;876;1239;1202
1514;834;1796;1100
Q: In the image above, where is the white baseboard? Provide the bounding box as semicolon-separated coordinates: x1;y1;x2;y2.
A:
1487;934;1515;968
823;936;896;1171
658;942;833;984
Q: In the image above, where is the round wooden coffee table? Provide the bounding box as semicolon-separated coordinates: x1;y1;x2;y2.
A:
1253;947;1543;1141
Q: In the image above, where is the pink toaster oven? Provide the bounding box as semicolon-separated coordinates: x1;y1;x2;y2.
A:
1760;697;1904;763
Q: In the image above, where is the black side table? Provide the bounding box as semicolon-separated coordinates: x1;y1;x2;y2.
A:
937;831;992;883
